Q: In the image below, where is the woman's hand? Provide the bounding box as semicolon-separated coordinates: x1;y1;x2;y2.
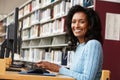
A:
35;61;61;72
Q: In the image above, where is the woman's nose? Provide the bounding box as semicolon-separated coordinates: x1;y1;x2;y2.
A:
75;22;79;28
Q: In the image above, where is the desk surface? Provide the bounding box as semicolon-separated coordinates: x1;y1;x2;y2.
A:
0;71;74;80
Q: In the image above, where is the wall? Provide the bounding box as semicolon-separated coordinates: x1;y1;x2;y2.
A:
95;0;120;80
101;0;120;3
0;0;28;15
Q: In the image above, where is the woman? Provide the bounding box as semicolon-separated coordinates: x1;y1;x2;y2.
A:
36;5;103;80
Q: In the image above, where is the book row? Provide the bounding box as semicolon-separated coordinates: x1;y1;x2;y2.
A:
22;17;65;40
22;36;67;47
19;0;93;20
20;49;74;67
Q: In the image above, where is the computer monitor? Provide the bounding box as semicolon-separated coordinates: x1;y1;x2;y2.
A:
0;7;19;65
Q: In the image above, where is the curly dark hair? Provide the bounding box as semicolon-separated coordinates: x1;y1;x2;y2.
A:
66;5;103;48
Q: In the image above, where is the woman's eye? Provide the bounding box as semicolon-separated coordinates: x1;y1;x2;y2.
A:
80;21;85;23
72;21;75;23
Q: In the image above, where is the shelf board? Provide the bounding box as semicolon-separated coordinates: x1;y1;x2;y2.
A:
19;0;32;9
0;16;7;21
22;44;68;49
40;14;67;24
87;5;94;8
39;32;66;38
19;6;41;20
22;26;31;30
22;32;66;41
22;21;40;30
19;11;31;20
21;46;29;49
19;0;61;20
30;21;40;26
101;0;120;3
32;44;68;48
0;43;2;46
0;33;6;37
41;0;61;9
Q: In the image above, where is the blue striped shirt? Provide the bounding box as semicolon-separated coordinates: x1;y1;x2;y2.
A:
59;40;103;80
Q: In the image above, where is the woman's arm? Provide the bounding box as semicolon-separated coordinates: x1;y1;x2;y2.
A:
36;61;61;72
59;40;103;80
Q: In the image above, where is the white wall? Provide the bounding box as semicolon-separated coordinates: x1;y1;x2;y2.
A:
101;0;120;3
0;0;28;15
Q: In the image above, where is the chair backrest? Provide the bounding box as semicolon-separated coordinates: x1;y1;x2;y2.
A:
101;70;110;80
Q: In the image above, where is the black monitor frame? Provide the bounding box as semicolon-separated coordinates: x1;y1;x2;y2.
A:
0;8;19;65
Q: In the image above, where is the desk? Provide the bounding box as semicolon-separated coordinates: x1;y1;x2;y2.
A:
0;71;74;80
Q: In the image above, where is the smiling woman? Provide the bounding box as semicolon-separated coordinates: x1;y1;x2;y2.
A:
36;5;103;80
71;12;89;43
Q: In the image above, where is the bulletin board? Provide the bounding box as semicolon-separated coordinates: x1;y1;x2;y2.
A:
95;0;120;80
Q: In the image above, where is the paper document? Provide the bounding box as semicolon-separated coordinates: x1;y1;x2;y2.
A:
105;13;120;40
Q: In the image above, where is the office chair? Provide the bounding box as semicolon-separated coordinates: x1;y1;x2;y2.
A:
101;70;110;80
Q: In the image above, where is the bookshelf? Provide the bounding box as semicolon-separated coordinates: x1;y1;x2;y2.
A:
0;11;16;46
18;0;94;68
0;20;6;46
0;12;15;50
0;8;20;66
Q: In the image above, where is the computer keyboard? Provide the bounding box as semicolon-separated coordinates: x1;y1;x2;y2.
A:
19;67;56;76
6;67;21;72
26;68;49;74
10;63;25;68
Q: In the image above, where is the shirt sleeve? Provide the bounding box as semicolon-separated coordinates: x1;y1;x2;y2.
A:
59;40;103;80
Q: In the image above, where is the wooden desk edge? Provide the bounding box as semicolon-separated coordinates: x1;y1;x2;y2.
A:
0;71;74;80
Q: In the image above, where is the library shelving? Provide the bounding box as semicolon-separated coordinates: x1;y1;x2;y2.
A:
18;0;94;68
0;20;6;46
19;0;69;67
0;11;15;48
0;7;20;65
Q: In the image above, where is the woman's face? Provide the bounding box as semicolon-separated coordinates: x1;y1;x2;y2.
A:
71;12;89;41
